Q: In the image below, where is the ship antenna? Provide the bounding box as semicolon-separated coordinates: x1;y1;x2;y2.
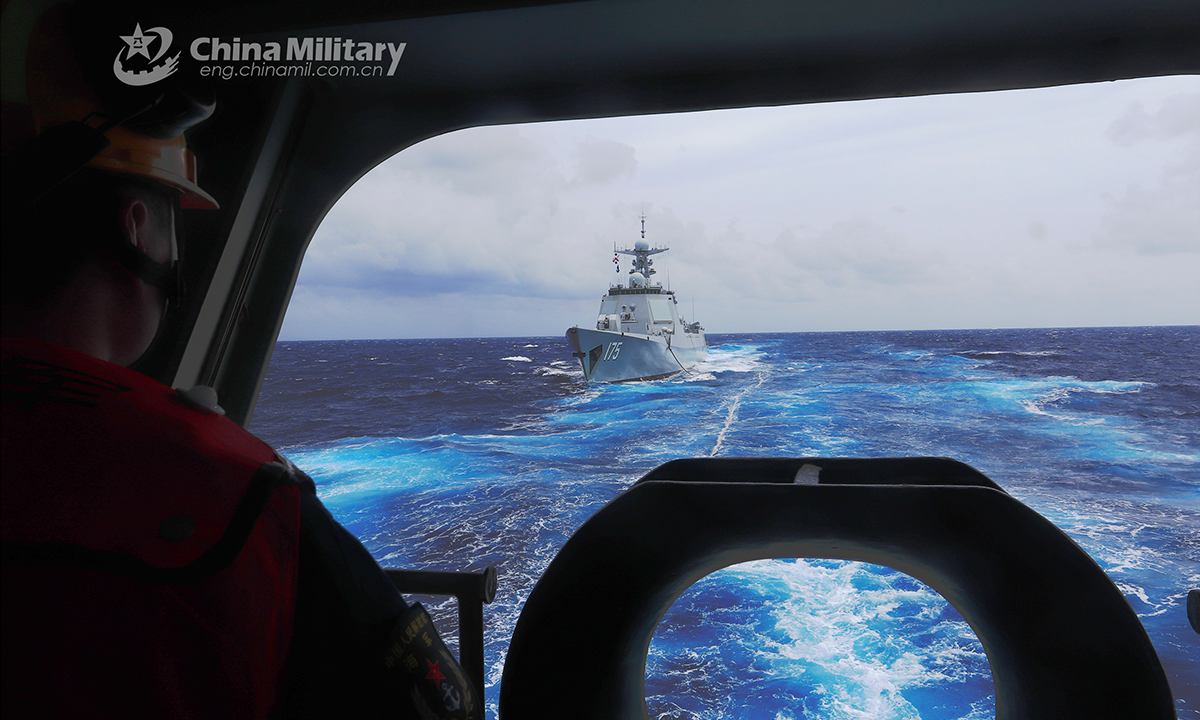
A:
640;213;646;239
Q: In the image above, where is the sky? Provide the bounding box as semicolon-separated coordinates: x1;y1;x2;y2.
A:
279;75;1200;340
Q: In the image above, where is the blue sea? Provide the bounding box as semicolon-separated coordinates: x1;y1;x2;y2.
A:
250;326;1199;719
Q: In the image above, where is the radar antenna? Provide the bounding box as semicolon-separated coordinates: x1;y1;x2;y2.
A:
616;215;667;284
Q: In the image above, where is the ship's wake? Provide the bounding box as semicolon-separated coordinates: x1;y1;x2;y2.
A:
710;371;768;457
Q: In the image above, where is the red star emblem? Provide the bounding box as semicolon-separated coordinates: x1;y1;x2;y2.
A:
425;659;446;685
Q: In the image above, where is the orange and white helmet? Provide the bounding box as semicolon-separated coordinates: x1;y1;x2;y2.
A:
2;3;217;209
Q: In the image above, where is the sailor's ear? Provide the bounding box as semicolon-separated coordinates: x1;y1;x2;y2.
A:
118;196;151;252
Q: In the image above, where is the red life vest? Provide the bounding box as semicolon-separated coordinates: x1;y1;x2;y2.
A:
1;338;300;719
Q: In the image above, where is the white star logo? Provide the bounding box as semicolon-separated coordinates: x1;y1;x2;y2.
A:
113;24;178;87
120;23;154;60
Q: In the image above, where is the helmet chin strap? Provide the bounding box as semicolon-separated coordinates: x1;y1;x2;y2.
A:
103;192;185;308
105;238;180;298
123;193;186;373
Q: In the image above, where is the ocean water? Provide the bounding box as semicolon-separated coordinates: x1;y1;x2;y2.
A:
250;327;1200;719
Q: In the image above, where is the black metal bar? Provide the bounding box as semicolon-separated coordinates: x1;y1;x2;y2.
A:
384;566;498;699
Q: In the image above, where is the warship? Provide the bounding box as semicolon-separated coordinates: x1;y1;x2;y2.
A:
566;218;707;382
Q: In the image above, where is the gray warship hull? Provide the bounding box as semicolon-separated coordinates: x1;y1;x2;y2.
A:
567;221;707;382
567;326;707;382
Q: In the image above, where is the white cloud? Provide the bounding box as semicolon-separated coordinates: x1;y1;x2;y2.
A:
1092;89;1200;256
280;75;1200;340
1093;178;1200;256
1106;93;1200;147
567;136;637;187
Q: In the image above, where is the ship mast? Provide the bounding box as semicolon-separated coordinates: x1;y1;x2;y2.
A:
616;214;667;285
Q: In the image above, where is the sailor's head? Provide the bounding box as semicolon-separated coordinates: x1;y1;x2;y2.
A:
2;4;216;363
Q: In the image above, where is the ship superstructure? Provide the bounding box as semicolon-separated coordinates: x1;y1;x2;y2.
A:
566;217;707;382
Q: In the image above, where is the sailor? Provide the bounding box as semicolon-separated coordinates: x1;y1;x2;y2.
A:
1;6;477;718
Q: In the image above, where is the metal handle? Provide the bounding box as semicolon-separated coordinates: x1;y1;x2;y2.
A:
385;565;498;700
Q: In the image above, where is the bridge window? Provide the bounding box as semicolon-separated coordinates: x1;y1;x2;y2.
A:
254;75;1191;714
647;296;675;324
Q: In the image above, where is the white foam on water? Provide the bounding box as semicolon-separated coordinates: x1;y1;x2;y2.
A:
534;365;579;377
289;433;556;500
695;343;767;375
709;371;769;457
500;356;533;362
1115;582;1175;618
987;377;1147;422
561;388;603;407
650;559;992;719
969;350;1057;357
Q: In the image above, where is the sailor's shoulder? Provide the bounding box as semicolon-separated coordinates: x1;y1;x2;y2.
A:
1;339;283;570
3;338;271;457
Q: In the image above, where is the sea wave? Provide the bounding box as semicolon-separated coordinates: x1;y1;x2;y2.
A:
649;559;993;720
252;328;1200;718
